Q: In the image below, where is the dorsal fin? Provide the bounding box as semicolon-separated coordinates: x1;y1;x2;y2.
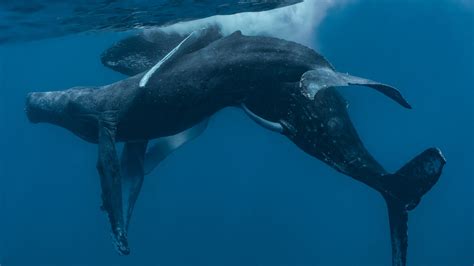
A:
299;68;412;109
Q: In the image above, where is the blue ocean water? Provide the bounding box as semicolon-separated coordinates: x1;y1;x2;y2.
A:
0;0;472;265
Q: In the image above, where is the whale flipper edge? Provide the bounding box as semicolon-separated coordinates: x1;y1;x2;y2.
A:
300;68;412;109
120;141;147;231
96;111;129;255
144;119;210;175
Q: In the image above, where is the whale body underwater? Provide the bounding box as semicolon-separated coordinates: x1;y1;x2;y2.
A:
25;28;445;266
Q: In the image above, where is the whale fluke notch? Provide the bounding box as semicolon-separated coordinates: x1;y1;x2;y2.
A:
300;68;412;109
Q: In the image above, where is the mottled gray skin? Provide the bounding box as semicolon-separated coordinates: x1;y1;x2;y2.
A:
25;31;445;265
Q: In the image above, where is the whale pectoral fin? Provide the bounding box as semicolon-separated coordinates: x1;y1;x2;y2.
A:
96;111;129;255
144;119;209;175
139;31;197;87
140;27;223;87
339;73;412;109
300;68;412;109
102;25;222;77
241;103;284;133
120;141;147;231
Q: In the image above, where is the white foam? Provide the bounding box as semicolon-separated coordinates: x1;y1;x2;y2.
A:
149;0;353;48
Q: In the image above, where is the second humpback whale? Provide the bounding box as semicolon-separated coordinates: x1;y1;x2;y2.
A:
25;28;445;266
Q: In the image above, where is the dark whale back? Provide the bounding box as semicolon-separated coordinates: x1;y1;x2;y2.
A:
143;31;335;100
114;32;335;140
101;29;332;77
193;31;334;82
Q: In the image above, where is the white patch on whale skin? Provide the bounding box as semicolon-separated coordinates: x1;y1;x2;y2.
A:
139;31;196;88
300;67;337;99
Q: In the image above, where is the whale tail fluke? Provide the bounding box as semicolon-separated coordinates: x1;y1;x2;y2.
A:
382;147;446;266
384;147;446;210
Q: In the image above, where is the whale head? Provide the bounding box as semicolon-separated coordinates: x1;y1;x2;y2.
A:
25;87;100;143
25;90;70;125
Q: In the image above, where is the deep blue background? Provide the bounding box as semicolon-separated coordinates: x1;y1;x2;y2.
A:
1;0;472;265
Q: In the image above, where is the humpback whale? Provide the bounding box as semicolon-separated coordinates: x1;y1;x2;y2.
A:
25;28;445;266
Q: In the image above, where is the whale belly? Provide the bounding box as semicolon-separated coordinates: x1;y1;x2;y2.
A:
114;84;233;142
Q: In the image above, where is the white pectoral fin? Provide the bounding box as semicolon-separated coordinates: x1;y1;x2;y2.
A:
300;68;412;109
241;103;284;133
139;26;224;88
144;119;209;175
139;30;197;88
139;32;195;88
